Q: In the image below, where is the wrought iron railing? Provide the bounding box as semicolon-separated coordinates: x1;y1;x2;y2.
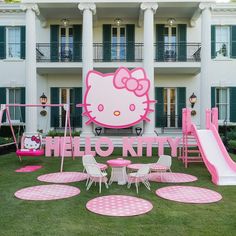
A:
93;43;143;62
35;42;202;63
36;43;82;62
154;43;201;62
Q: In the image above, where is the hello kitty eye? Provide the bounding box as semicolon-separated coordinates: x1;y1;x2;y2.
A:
98;104;104;112
129;104;136;111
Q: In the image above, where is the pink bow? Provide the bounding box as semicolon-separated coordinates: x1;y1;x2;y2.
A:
31;136;40;143
113;67;150;97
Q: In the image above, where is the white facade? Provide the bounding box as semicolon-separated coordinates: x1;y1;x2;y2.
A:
0;0;236;137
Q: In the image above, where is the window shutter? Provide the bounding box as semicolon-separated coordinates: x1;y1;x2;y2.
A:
155;87;164;127
156;24;165;61
50;25;59;62
230;87;236;122
177;87;186;127
126;24;135;61
50;88;59;127
73;25;82;62
72;87;82;127
20;26;25;59
0;87;6;122
211;87;216;108
230;26;236;59
211;25;216;59
103;24;111;62
20;87;25;122
178;24;187;61
0;26;6;59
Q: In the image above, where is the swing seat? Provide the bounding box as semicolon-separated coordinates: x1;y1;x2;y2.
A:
16;149;45;157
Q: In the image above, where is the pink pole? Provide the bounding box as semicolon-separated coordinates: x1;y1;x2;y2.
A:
5;107;21;161
67;110;74;160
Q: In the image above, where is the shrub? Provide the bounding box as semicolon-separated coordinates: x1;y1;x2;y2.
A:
228;140;236;149
0;137;13;145
46;130;81;137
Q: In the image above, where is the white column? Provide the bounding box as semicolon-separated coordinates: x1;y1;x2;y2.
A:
78;3;96;137
141;2;158;136
199;3;212;129
21;4;39;133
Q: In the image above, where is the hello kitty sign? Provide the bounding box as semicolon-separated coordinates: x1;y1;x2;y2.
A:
80;67;155;128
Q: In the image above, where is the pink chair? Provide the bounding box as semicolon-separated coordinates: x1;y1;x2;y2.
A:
127;164;151;194
84;164;109;193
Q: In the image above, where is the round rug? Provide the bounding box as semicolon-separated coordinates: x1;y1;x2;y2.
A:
148;172;198;183
15;165;43;173
156;186;222;204
86;195;153;217
15;184;80;201
37;172;88;183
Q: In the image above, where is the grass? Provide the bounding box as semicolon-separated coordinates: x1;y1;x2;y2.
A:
0;149;236;236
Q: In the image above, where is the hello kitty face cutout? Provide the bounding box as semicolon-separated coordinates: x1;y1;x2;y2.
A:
23;135;41;150
81;67;155;129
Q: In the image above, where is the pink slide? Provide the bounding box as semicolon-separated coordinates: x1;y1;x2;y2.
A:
183;108;236;185
193;124;236;185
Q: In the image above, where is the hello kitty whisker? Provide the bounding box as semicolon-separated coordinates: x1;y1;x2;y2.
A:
140;115;150;122
144;108;154;113
85;116;97;125
142;100;156;104
82;111;92;116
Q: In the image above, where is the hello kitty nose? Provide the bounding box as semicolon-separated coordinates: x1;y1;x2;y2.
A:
114;111;121;116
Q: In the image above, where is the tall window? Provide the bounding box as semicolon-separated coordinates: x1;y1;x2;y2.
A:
111;26;126;60
7;88;21;122
60;27;73;61
216;88;229;121
164;26;177;61
6;27;21;59
215;26;230;58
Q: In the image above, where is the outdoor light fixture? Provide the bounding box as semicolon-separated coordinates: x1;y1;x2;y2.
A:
40;93;48;109
61;18;70;27
189;93;197;108
167;18;176;26
114;18;122;26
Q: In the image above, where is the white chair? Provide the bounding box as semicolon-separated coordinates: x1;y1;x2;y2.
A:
155;155;172;172
82;155;108;172
127;164;151;194
85;164;109;193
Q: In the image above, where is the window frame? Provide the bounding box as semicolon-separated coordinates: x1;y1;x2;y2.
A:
215;26;230;59
215;87;230;122
5;26;21;60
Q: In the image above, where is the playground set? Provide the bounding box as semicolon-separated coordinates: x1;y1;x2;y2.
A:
0;67;236;217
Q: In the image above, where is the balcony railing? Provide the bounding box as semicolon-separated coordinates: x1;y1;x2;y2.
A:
35;42;201;63
93;43;143;62
36;43;82;62
154;43;201;62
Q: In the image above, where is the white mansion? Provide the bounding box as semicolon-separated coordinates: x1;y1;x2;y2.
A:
0;0;236;137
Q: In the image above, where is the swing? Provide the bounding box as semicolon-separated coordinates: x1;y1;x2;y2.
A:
0;103;73;171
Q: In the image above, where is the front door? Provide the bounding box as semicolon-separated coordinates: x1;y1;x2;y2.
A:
60;27;73;61
164;88;177;127
59;88;74;127
111;26;126;61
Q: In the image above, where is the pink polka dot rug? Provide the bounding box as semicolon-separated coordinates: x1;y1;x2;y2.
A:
37;172;88;183
15;184;80;201
15;165;43;173
148;172;198;183
86;195;153;217
156;186;222;204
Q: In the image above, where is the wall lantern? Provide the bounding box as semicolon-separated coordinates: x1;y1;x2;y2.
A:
40;93;48;109
189;93;197;108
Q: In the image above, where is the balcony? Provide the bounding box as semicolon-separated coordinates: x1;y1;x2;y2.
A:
36;42;201;74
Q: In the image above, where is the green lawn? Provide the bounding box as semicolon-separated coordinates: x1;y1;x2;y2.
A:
0;150;236;236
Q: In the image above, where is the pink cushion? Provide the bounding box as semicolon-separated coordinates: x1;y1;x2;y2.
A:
96;163;108;171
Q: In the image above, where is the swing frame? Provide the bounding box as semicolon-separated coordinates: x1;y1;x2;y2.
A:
0;103;73;172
